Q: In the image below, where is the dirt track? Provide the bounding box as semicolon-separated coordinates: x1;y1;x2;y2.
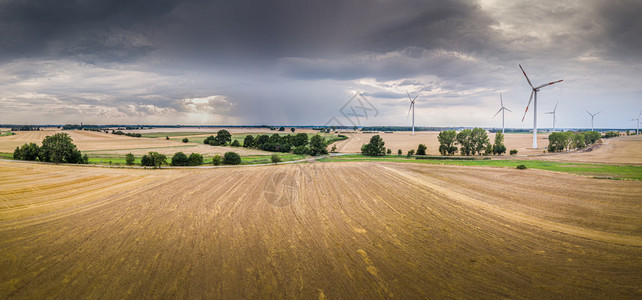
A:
1;160;640;298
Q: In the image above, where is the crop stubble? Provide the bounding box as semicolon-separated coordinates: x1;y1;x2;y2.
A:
0;161;640;298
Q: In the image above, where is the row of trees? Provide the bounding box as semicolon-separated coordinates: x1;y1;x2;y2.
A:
127;151;242;168
547;131;601;152
437;129;506;156
203;130;329;156
13;133;88;164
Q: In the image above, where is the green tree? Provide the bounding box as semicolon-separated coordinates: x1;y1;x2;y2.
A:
397;149;402;155
407;149;415;157
572;133;586;149
171;152;190;166
278;126;285;131
188;153;204;166
584;131;601;145
309;134;328;156
470;128;489;155
456;129;473;156
290;128;295;132
125;153;135;165
293;145;309;155
243;135;255;147
416;144;427;155
438;130;458;156
361;135;386;156
230;140;241;147
212;155;222;165
214;130;232;146
15;143;40;160
142;152;167;168
386;148;391;155
182;137;189;143
548;132;572;152
292;133;309;147
39;133;83;163
492;132;506;155
223;152;241;165
271;154;281;163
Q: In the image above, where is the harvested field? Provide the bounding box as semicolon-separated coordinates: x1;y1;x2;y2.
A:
1;160;640;298
333;131;550;155
0;130;269;157
537;134;642;165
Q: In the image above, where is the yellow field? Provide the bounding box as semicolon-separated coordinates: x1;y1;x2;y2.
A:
1;160;640;298
0;130;269;156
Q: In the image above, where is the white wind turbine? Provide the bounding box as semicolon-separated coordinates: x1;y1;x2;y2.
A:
586;109;600;132
630;110;641;135
492;92;512;134
519;64;563;148
544;101;559;132
407;91;418;135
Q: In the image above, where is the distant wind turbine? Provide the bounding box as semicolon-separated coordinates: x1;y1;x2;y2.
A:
406;91;418;135
586;109;600;132
630;110;641;135
492;92;512;134
544;101;559;132
519;64;563;148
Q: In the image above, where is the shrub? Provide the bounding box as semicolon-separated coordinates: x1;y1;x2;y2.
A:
397;149;402;155
361;135;386;156
516;164;527;170
14;143;40;161
188;153;204;166
416;144;427;155
182;138;189;143
230;140;241;147
171;152;190;166
509;149;518;155
407;149;415;157
331;145;337;153
386;148;392;155
271;154;282;164
223;152;241;165
165;136;170;140
603;131;619;138
212;155;222;165
125;153;135;165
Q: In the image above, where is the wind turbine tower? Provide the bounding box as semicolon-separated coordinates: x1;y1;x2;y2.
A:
406;91;418;135
492;92;512;134
519;64;563;148
586;109;600;132
544;101;558;132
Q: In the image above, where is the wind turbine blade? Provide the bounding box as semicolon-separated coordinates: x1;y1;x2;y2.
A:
521;90;534;122
505;108;512;112
407;103;413;119
519;64;534;88
492;108;502;118
500;92;503;107
586;109;591;116
595;111;601;116
544;112;554;114
412;95;418;103
407;91;412;101
535;79;564;89
554;101;558;112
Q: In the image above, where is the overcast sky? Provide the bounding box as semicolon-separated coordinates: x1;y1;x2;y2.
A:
1;0;640;129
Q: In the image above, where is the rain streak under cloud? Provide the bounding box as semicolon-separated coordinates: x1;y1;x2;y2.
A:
0;0;640;128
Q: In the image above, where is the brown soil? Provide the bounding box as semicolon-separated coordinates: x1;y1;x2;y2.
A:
1;160;640;298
